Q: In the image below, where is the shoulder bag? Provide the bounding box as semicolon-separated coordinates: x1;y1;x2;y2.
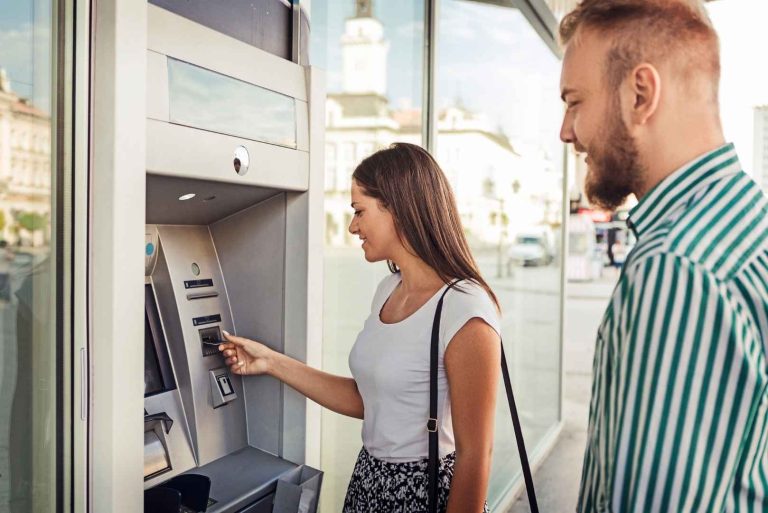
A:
427;283;539;513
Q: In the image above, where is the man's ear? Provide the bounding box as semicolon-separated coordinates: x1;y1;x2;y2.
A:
627;63;661;126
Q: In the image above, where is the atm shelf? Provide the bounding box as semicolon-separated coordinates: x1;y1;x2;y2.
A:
176;446;297;513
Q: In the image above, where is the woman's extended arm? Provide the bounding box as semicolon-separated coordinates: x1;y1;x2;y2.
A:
444;318;501;513
219;332;364;419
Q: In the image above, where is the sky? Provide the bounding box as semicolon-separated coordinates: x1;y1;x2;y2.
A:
312;0;564;162
312;0;768;174
0;0;51;113
707;0;768;174
1;0;765;171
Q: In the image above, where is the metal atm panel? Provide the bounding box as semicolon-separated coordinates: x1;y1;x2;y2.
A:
153;225;248;466
210;194;286;455
139;4;323;512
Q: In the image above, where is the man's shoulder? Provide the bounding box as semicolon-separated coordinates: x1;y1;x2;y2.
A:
648;172;768;280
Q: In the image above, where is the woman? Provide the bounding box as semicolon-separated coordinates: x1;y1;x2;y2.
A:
219;143;501;512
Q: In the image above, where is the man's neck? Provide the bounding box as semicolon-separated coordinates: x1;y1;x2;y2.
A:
636;130;726;200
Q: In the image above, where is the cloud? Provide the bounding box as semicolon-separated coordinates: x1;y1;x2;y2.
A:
0;24;34;91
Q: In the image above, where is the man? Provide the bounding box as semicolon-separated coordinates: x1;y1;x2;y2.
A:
558;1;768;512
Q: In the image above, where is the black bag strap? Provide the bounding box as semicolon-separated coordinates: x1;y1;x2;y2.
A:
428;282;538;513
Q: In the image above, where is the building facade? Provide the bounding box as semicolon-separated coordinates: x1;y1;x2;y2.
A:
754;105;768;191
0;69;51;247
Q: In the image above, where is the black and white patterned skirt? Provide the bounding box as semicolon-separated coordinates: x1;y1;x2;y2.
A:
342;447;489;513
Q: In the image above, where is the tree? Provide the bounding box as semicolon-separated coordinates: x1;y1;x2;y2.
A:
16;211;47;233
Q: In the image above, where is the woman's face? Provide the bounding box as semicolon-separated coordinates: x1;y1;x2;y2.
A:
348;180;401;263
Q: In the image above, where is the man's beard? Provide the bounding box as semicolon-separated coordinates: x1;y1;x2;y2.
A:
584;106;644;211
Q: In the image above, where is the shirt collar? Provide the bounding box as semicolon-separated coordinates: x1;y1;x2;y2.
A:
627;143;741;238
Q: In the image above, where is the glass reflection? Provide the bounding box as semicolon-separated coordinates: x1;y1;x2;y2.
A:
312;0;425;511
168;58;297;148
437;1;564;507
0;0;57;511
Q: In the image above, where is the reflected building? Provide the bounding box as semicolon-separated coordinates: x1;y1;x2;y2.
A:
324;1;561;249
0;68;51;247
754;105;768;192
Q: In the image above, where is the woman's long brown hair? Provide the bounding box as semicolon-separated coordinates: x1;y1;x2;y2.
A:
352;142;500;310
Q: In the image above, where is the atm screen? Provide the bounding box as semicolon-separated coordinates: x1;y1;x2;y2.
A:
145;284;176;396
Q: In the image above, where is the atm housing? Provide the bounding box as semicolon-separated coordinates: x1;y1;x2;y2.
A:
141;5;322;512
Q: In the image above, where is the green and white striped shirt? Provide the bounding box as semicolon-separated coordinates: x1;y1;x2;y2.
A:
578;143;768;513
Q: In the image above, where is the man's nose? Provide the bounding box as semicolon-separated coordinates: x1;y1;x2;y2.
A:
560;113;575;144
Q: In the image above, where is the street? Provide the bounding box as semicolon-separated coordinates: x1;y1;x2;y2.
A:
507;269;619;513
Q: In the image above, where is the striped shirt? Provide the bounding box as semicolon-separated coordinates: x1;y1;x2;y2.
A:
577;143;768;513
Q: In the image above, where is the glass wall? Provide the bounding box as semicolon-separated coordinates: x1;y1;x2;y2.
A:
435;1;564;507
312;0;564;510
312;0;425;510
0;0;61;511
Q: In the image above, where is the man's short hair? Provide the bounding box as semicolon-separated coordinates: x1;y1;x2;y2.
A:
560;0;720;97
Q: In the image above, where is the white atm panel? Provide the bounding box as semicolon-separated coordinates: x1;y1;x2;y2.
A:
147;4;307;102
146;120;309;191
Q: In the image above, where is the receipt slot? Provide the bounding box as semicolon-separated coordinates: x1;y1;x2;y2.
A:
140;4;324;513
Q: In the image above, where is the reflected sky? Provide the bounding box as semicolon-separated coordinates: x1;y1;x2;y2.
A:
168;58;297;148
311;0;425;111
0;0;51;112
313;0;562;158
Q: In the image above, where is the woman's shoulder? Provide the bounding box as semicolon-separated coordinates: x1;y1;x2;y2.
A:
445;279;499;319
449;279;495;303
440;279;500;345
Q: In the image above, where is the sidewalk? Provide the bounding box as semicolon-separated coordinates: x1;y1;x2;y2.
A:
507;270;618;513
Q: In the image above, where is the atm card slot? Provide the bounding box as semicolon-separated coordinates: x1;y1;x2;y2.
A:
186;291;219;300
200;326;223;357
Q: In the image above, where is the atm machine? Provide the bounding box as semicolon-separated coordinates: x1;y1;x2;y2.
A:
141;4;323;512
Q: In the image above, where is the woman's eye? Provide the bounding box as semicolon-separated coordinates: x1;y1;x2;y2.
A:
354;210;362;216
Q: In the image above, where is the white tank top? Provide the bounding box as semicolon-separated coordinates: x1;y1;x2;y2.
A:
348;272;501;462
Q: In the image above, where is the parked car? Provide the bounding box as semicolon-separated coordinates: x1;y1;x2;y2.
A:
507;232;553;267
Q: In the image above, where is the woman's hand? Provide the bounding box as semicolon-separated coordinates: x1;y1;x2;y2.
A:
217;331;275;376
219;330;365;418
